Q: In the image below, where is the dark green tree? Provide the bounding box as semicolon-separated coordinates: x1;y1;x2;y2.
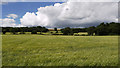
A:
20;27;25;34
31;30;37;34
95;22;110;35
2;29;7;34
10;28;18;34
87;26;95;36
54;28;58;33
108;22;119;35
61;27;73;35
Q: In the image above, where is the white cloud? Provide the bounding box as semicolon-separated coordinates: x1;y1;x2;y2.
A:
6;14;18;19
0;18;16;27
0;14;24;27
20;1;118;28
67;0;120;2
0;18;25;27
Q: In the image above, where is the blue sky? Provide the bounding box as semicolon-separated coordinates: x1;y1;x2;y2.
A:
2;2;63;24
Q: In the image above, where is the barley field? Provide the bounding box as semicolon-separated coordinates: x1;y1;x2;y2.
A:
2;35;118;66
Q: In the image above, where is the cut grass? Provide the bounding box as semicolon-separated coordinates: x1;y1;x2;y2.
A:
2;35;118;66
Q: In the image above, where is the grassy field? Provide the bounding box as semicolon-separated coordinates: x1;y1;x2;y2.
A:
2;35;118;66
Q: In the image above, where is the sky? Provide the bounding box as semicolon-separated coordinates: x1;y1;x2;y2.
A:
2;2;63;25
0;0;120;28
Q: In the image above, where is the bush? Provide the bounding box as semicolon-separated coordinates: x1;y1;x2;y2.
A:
12;32;18;34
50;32;53;35
2;29;7;34
9;28;18;34
61;27;73;35
20;32;25;34
31;30;37;34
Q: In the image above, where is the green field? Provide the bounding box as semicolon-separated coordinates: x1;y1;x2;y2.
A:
2;35;118;66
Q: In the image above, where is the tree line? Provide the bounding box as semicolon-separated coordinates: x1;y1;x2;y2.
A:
2;22;120;36
87;22;120;36
61;22;120;35
2;26;48;34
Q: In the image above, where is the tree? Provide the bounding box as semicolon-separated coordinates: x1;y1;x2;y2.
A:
41;27;49;32
31;30;37;34
108;22;120;35
61;27;73;35
71;28;87;33
37;26;42;34
2;29;7;34
87;26;95;36
95;22;110;35
54;28;58;33
10;28;18;34
20;27;25;34
38;27;48;34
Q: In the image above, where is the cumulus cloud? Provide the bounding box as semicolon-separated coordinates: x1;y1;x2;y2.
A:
6;14;18;19
0;18;25;27
0;14;24;27
0;18;16;27
20;1;118;28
